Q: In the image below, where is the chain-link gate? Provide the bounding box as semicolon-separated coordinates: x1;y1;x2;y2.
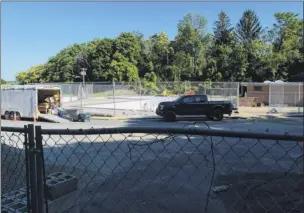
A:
1;125;42;213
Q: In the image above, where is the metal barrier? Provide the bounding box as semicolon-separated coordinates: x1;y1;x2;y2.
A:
2;125;303;213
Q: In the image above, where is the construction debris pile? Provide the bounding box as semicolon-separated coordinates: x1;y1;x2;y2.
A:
38;94;60;115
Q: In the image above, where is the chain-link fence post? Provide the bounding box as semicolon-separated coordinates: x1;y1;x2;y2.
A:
113;79;116;116
268;83;271;113
35;125;47;213
299;82;301;113
24;125;32;213
237;82;240;108
139;81;142;111
28;124;38;213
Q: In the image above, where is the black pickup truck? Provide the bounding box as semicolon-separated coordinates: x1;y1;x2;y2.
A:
156;95;238;122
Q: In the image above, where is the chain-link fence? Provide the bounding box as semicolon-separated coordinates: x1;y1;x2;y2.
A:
23;81;239;116
269;82;303;114
1;126;32;213
3;125;303;213
6;81;303;116
27;82;94;102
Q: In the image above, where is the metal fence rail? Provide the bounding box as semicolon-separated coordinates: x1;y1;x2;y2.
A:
2;126;304;213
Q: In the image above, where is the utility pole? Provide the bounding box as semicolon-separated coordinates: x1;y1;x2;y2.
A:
80;68;87;110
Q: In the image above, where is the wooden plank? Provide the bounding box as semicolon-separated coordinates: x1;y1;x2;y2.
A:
38;114;71;123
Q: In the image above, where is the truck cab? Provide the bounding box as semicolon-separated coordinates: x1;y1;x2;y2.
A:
156;95;238;122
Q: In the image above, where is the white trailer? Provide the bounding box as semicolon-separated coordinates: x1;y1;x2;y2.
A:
1;86;63;121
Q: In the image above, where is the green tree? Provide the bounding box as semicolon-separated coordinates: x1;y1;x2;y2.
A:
108;52;139;82
235;9;262;44
137;39;154;78
1;79;7;85
235;10;265;82
229;43;248;81
247;40;274;81
268;12;303;80
114;32;141;64
149;32;174;80
43;43;89;82
173;13;209;80
16;64;45;84
211;11;235;81
14;10;303;84
89;38;114;81
213;11;234;45
142;72;158;95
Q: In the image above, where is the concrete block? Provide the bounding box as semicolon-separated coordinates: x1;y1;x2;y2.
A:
2;197;17;207
3;188;26;198
1;188;28;213
46;172;78;200
48;190;79;213
2;189;27;205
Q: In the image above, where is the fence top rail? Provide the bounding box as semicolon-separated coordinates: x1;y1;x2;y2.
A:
39;126;304;142
1;126;28;133
241;82;303;86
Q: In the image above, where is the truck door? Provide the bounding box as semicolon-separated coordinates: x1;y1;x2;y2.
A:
194;95;208;115
176;96;197;115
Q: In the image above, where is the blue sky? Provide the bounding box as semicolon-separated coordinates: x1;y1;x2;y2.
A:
1;2;303;81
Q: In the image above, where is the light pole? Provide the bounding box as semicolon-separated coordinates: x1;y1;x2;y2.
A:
80;68;87;110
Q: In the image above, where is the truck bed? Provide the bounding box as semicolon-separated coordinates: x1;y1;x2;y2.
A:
38;114;71;123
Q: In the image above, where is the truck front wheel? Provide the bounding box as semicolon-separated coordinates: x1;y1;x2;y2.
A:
212;109;224;121
164;111;176;122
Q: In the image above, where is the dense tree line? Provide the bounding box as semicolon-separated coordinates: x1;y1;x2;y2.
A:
16;10;303;85
1;79;7;85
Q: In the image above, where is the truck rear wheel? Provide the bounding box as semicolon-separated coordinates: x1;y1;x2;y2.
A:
212;109;224;121
164;111;176;122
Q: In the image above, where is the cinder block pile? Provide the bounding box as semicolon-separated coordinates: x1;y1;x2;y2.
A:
46;172;79;213
1;172;79;213
1;188;27;213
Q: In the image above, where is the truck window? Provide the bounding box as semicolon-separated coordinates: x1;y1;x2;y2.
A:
195;96;207;103
182;96;194;103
